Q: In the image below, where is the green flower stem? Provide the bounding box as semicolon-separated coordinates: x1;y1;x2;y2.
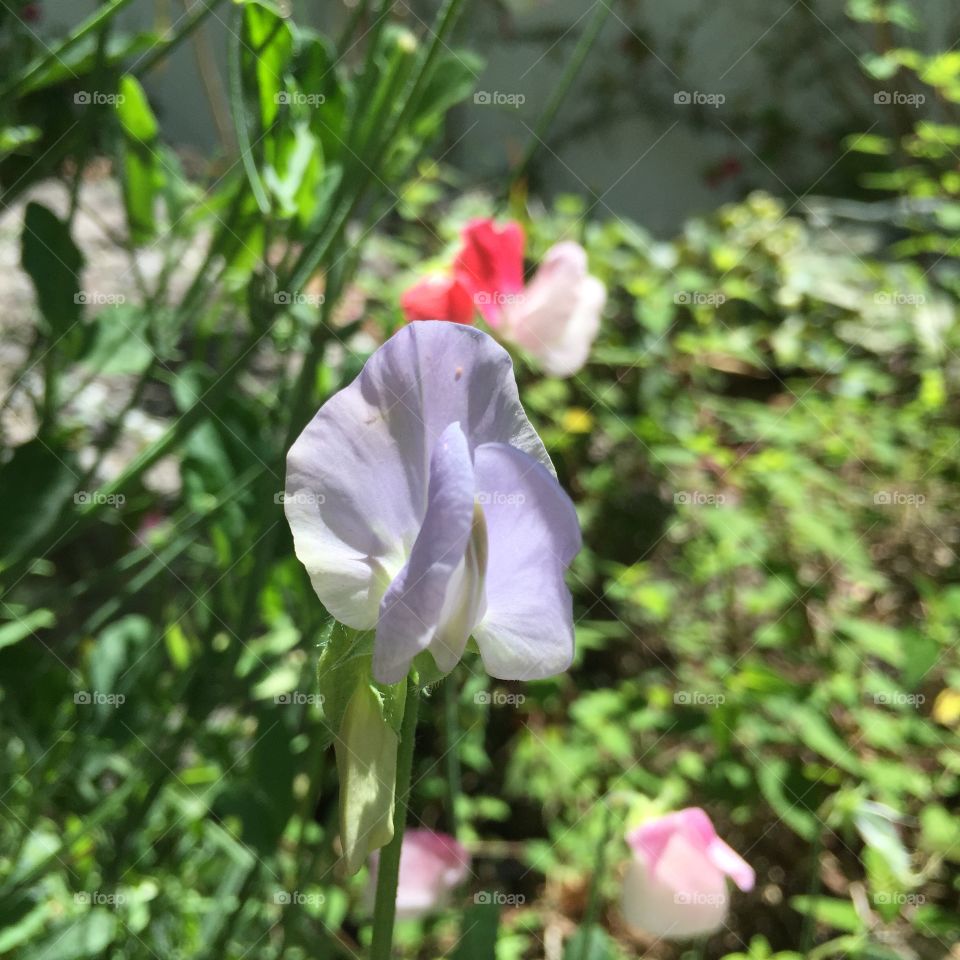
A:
370;680;421;960
509;0;612;191
444;675;462;839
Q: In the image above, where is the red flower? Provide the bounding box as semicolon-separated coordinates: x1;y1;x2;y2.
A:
400;274;475;325
453;218;525;327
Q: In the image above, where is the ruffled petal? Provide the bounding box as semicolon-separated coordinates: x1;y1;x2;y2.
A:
471;442;581;679
374;422;476;684
285;321;553;631
503;242;605;378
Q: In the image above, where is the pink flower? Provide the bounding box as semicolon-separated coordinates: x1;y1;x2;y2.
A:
453;218;525;327
500;242;606;378
399;218;605;377
621;808;754;940
400;275;475;325
369;829;472;920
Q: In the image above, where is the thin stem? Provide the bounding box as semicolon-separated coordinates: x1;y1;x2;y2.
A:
509;0;613;191
444;675;462;839
370;681;421;960
576;799;615;960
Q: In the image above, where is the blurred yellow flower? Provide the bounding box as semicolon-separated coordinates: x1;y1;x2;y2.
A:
933;689;960;726
563;408;594;434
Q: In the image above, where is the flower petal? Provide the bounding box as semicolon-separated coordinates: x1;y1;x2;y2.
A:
707;837;755;892
285;321;552;630
622;834;728;939
503;241;605;378
401;275;475;325
472;442;581;679
374;422;476;684
454;218;525;327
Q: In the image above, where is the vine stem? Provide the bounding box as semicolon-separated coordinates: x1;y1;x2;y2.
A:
370;680;421;960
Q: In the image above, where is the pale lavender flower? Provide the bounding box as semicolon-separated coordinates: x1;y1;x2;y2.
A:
285;320;581;684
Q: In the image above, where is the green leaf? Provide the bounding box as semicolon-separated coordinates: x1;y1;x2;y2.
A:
116;75;161;242
25;909;117;959
0;608;55;650
451;899;500;960
0;439;79;569
563;925;614;960
21;202;83;337
790;895;865;934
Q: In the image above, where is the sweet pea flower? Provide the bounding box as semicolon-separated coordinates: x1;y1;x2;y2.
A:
453;218;525;327
621;808;754;940
369;829;472;920
400;218;605;377
285;320;581;684
400;275;475;326
500;242;606;378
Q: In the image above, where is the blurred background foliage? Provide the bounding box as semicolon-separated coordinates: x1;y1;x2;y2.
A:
1;1;959;959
